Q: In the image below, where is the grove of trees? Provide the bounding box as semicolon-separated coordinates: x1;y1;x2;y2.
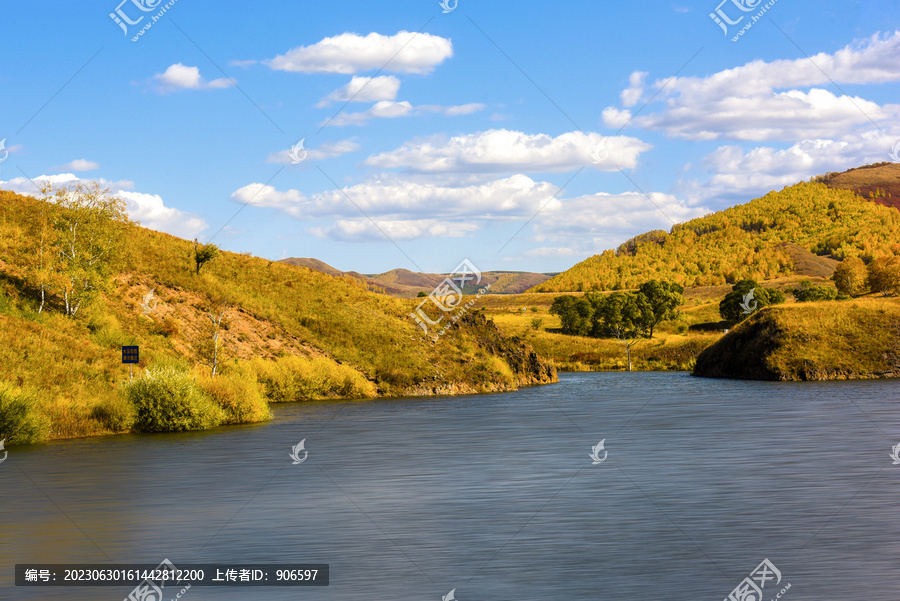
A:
550;280;684;370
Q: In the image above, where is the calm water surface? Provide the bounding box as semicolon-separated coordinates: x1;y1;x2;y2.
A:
2;372;900;600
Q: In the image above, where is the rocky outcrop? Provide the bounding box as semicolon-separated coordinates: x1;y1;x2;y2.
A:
454;312;557;386
404;312;557;396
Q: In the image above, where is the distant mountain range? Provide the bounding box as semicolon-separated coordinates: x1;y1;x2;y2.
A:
278;257;555;297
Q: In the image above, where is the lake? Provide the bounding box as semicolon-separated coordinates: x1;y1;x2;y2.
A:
2;372;899;600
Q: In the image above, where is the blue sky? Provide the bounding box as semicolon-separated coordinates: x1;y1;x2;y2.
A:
1;0;898;274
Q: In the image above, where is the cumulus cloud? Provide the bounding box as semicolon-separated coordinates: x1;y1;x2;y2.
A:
265;31;453;75
324;101;484;127
53;159;99;172
266;139;361;164
1;174;207;238
364;129;652;174
317;75;401;107
152;63;234;93
605;31;900;141
117;191;208;238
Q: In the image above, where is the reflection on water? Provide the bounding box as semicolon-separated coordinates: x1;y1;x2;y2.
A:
2;372;900;600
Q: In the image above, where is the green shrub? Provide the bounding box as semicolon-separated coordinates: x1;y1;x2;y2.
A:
251;356;377;401
197;365;272;424
90;396;135;432
789;283;847;302
121;366;225;432
0;381;48;444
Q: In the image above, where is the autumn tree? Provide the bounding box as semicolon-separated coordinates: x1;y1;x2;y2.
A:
24;197;64;313
832;257;867;297
867;255;900;296
45;181;130;317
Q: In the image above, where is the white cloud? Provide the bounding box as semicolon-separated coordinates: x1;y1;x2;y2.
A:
53;159;99;172
364;129;652;174
327;100;414;126
620;71;647;108
2;174;207;239
312;219;478;242
678;128;900;206
317;75;401;107
265;31;453;75
230;170;709;247
232;174;561;222
607;31;900;141
267;139;361;164
117;191;208;238
324;100;483;126
431;103;484;116
2;174;134;196
230;184;309;218
152;63;234;93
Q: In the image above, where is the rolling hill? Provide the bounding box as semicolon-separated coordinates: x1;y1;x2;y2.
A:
818;161;900;211
532;166;900;293
0;189;556;442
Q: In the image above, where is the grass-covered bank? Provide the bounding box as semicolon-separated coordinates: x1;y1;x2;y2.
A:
0;189;556;445
693;297;900;380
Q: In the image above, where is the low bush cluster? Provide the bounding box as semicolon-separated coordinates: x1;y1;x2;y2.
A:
0;381;49;444
121;366;225;433
251;356;376;401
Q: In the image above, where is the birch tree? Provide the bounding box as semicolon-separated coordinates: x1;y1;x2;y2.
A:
47;182;129;316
